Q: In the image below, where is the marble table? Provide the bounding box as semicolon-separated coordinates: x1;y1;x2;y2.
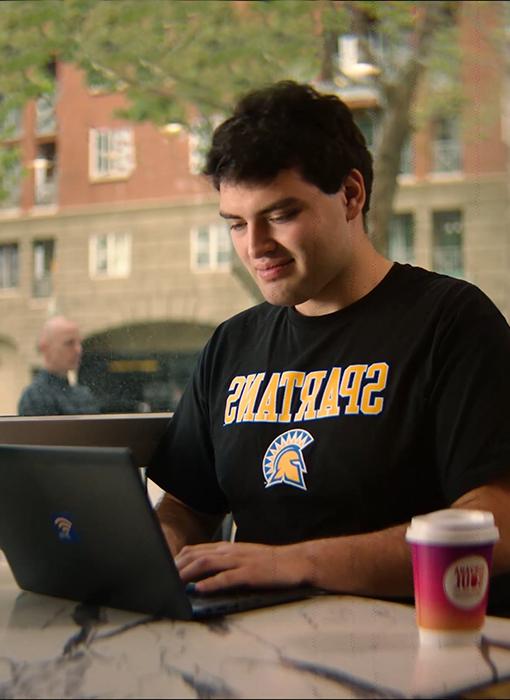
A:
2;557;510;699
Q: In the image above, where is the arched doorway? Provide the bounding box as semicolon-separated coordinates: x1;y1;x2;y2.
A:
80;321;215;413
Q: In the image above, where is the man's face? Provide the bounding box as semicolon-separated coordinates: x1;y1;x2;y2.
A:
43;323;83;376
219;169;359;316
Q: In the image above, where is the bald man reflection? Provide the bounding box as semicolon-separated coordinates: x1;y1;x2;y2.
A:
18;316;99;416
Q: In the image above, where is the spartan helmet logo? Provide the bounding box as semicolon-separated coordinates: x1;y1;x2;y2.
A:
263;429;314;491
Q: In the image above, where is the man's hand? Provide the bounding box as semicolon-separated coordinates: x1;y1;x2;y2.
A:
161;476;510;598
155;491;223;556
175;541;310;593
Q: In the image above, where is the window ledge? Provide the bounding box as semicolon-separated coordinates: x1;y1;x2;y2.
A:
28;204;59;217
0;413;171;469
89;174;133;184
0;207;22;219
426;171;465;182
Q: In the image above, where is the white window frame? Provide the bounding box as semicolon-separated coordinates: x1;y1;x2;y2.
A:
0;242;19;289
89;128;135;181
190;224;231;272
89;232;131;279
32;239;55;298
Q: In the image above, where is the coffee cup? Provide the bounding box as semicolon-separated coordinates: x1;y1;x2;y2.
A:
406;509;499;646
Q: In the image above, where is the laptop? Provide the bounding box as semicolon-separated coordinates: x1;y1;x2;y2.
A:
0;444;317;620
0;413;171;468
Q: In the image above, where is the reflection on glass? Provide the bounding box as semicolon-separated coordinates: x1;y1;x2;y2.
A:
0;2;508;417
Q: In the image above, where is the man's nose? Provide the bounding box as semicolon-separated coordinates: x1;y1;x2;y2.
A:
246;221;275;258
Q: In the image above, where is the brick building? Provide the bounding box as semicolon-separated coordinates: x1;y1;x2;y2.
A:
0;62;255;414
0;5;508;414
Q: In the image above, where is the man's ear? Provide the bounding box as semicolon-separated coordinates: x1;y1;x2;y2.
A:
343;169;366;221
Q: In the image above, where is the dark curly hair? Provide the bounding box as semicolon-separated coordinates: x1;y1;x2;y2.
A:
203;81;373;217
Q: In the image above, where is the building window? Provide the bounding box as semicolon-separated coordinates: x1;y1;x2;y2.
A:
432;118;462;173
32;239;55;298
432;210;463;278
188;128;208;176
337;33;382;79
35;59;57;136
89;128;135;180
191;224;231;271
353;109;380;153
0;103;23;140
388;213;414;264
0;243;19;289
0;151;22;209
33;142;57;206
35;94;57;137
89;233;131;278
188;116;223;175
399;138;414;176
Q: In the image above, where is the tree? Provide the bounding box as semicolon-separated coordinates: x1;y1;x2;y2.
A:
0;0;486;257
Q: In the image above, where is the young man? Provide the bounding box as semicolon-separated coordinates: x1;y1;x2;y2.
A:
18;315;99;416
147;82;510;612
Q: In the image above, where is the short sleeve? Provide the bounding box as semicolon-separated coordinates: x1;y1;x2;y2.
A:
429;284;510;502
146;347;229;516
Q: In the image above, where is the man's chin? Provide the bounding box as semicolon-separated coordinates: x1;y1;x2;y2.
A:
259;286;306;308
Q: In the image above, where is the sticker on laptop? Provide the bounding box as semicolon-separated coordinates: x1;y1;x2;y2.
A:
52;513;79;542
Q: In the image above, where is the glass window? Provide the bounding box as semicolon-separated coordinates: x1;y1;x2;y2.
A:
35;59;57;136
33;142;57;206
0;105;23;140
89;233;131;278
353;109;380;153
432;210;463;278
432;118;462;173
388;214;414;264
189;129;208;176
0;3;507;421
0;243;19;289
191;224;231;271
399;139;414;176
32;239;55;297
89;128;135;180
0;152;21;209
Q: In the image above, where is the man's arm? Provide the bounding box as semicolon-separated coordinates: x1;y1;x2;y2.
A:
155;491;224;557
454;474;510;576
174;474;510;596
17;385;51;416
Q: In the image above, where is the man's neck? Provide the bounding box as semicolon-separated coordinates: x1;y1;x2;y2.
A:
295;247;393;317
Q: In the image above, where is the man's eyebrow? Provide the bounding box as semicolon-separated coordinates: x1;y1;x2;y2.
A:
219;197;302;220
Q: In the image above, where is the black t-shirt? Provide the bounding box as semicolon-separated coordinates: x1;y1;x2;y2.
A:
148;263;510;609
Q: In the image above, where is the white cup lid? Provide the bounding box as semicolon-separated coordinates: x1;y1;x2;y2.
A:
406;509;500;545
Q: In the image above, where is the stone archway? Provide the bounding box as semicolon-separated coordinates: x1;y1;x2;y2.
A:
0;337;30;416
80;320;215;413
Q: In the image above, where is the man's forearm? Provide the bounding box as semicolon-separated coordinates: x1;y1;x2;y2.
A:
298;478;510;597
156;492;223;556
297;523;414;597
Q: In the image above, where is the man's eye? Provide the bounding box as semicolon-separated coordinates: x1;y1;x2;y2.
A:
229;221;246;232
269;209;300;224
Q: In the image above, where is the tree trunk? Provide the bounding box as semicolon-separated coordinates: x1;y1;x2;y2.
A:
369;2;456;255
369;66;421;255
